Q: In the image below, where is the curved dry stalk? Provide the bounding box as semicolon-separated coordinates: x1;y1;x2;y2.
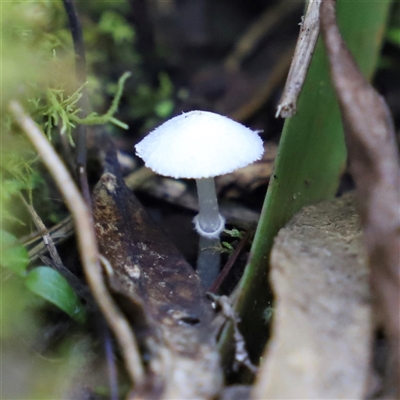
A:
9;100;145;387
276;0;321;118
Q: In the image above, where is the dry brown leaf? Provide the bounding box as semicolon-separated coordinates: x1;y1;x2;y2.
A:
320;1;400;397
92;145;222;399
252;193;371;399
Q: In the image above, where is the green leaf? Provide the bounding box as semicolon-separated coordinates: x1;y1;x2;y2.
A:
387;28;400;47
219;0;393;362
25;266;87;324
98;10;135;44
0;230;29;276
155;99;174;118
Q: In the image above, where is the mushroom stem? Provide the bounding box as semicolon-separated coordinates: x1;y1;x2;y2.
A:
194;178;225;238
197;236;220;289
194;178;225;287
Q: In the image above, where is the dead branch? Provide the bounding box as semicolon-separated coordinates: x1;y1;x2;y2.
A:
276;0;321;118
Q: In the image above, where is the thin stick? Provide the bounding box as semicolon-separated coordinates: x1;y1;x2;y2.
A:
22;216;74;262
276;0;321;118
62;0;86;87
20;197;96;310
99;317;119;400
62;0;91;205
19;193;63;266
9;101;145;387
209;229;253;294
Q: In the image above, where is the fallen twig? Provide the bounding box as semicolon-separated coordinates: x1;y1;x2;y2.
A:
23;216;74;262
19;193;64;266
210;294;257;374
276;0;321;118
18;194;96;309
209;229;254;294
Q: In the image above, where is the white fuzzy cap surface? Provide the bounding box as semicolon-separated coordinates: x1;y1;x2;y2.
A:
135;110;264;179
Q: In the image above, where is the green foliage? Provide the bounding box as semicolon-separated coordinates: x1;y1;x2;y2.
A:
0;273;37;340
37;72;131;145
1;2;135;342
387;4;400;48
221;241;234;254
1;0;87;350
131;72;175;126
387;28;400;47
43;86;83;142
25;267;87;324
224;228;243;239
3;2;131;146
387;2;400;47
98;10;135;44
73;71;131;129
0;142;39;227
0;231;86;324
221;229;244;254
2;1;73;105
2;150;37;189
82;3;141;114
80;3;174;128
0;231;29;277
0;1;137;396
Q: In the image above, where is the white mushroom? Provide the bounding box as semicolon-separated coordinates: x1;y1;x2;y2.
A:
135;110;264;287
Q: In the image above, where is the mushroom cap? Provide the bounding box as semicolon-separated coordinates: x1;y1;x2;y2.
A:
135;110;264;179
